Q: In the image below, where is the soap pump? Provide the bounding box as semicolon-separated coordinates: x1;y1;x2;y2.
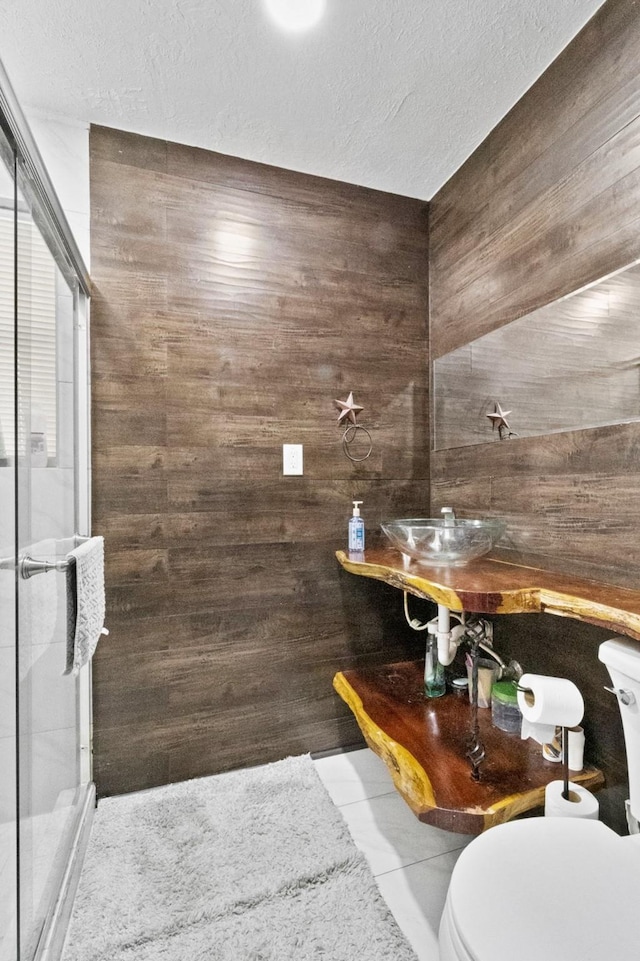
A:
348;500;365;551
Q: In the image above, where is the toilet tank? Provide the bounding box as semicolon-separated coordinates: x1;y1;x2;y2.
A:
599;639;640;823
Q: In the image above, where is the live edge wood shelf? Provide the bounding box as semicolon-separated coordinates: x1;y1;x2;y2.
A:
334;661;604;834
332;546;633;833
336;547;640;641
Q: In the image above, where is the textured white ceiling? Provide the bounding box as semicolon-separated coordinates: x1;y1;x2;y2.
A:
1;0;605;199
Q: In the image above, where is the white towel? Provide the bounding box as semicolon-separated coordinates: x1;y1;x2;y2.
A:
65;535;108;676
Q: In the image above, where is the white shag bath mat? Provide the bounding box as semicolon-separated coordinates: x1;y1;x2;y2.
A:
63;754;418;961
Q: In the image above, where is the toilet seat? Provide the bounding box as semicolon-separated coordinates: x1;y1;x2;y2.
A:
440;817;640;961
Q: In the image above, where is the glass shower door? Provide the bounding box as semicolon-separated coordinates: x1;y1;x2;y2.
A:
15;161;86;960
0;124;18;961
0;107;90;959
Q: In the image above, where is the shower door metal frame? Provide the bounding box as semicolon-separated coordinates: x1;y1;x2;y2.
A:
0;55;94;961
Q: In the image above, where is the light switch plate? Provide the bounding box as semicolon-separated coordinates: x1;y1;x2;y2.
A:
283;444;303;475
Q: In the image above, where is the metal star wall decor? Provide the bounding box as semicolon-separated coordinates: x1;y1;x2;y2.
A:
334;391;364;425
486;401;512;435
487;401;511;430
333;392;373;462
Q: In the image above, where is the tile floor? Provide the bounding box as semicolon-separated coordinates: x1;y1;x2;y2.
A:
313;748;471;961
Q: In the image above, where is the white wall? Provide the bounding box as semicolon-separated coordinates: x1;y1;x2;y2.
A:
27;112;90;269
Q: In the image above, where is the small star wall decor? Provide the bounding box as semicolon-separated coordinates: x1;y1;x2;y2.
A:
334;391;364;425
486;402;512;434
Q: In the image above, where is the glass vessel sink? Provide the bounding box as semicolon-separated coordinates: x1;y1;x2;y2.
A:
381;515;505;567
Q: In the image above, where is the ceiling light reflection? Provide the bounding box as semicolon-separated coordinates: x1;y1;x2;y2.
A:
213;227;256;265
264;0;326;33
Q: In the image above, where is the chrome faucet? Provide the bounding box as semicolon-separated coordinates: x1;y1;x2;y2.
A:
441;506;456;526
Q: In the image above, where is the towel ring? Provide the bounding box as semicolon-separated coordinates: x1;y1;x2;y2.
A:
342;424;372;462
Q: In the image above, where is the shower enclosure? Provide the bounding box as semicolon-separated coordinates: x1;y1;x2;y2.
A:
0;65;93;961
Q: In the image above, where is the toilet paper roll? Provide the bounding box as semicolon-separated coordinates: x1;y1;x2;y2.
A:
522;717;556;745
544;780;599;820
517;673;584;745
568;726;585;771
541;725;586;770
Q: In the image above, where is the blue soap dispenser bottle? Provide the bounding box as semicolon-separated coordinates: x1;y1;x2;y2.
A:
348;500;365;551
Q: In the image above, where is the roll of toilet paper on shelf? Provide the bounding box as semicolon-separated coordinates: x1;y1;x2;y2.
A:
541;725;586;769
544;780;599;820
518;673;584;743
521;717;556;744
567;726;585;771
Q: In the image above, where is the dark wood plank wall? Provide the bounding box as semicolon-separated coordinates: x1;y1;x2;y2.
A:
430;0;640;359
430;0;640;588
429;0;640;828
89;126;429;797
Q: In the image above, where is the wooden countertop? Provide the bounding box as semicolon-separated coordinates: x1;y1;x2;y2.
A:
334;660;604;834
336;546;640;640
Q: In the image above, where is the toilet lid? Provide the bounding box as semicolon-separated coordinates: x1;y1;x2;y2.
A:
447;818;640;961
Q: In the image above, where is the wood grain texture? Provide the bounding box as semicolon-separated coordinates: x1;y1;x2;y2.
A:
336;547;640;640
334;661;603;834
429;0;640;589
428;0;640;832
434;265;640;450
90;125;429;797
431;421;640;589
430;0;640;359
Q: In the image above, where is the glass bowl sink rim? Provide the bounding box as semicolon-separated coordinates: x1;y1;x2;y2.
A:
380;517;506;566
381;517;506;531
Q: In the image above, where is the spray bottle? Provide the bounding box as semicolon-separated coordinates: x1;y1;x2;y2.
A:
348;500;365;551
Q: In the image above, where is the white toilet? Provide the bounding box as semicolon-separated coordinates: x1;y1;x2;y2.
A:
439;637;640;961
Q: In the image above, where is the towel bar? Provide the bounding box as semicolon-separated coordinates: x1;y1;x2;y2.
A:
0;555;71;578
0;537;88;579
21;555;74;579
